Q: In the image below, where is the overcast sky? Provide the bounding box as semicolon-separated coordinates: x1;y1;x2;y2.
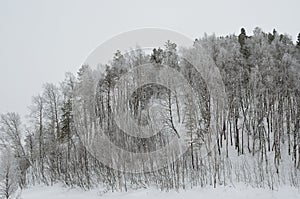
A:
0;0;299;119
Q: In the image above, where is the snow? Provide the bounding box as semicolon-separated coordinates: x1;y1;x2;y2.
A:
21;184;300;199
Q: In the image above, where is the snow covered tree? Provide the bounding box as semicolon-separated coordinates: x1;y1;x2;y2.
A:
0;113;25;157
0;113;29;187
0;147;20;199
163;40;179;70
28;95;46;183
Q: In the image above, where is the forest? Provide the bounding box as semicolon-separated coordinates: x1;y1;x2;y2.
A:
1;27;300;198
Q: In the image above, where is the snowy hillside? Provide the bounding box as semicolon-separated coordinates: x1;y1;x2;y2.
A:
1;26;300;199
21;184;300;199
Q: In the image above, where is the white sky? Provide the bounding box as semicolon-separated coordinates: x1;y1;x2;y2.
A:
0;0;299;119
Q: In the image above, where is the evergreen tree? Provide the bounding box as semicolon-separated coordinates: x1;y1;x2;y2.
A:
60;99;73;143
238;28;250;58
268;29;277;43
150;48;164;64
163;40;179;70
297;33;300;49
238;28;247;47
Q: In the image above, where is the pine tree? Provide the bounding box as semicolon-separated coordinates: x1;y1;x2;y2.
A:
163;40;179;70
238;28;250;58
150;48;164;64
238;28;247;47
60;99;73;143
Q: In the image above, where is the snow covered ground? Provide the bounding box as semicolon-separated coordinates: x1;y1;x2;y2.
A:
21;184;300;199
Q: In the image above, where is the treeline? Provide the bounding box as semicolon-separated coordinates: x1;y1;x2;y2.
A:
0;27;300;198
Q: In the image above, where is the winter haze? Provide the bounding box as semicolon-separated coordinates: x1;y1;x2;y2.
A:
0;0;299;118
1;0;300;199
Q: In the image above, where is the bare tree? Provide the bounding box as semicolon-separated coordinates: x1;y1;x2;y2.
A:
0;147;20;199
